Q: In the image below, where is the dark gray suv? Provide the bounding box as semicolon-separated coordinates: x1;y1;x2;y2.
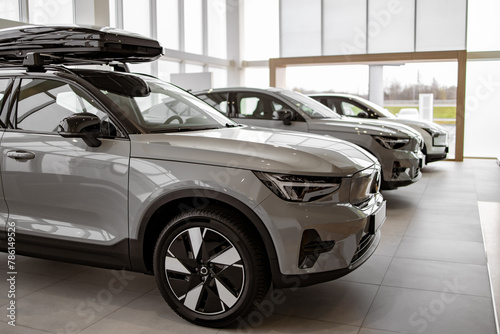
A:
195;87;425;190
0;25;386;327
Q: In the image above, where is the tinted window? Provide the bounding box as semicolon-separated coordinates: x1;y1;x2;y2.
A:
311;96;337;113
0;79;11;127
0;79;9;105
197;93;231;116
276;90;340;119
15;78;120;135
324;98;337;112
236;93;285;120
341;101;366;117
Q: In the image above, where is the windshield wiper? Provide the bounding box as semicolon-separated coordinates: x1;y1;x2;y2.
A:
225;123;242;128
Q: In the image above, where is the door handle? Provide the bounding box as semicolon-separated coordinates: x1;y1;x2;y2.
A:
7;151;36;160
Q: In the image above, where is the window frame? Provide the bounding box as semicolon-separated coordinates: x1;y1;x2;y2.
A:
0;77;15;129
6;75;127;139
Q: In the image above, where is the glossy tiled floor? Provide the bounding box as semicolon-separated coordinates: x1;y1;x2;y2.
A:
1;160;499;334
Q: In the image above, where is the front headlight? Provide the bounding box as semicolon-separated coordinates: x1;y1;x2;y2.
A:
423;127;448;146
254;172;341;202
422;127;444;137
373;136;409;150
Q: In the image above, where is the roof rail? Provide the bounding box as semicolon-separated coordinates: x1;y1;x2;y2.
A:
22;52;45;72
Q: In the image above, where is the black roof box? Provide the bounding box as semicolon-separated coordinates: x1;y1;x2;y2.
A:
0;25;163;65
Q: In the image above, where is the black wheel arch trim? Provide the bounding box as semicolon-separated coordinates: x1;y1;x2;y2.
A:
129;189;279;277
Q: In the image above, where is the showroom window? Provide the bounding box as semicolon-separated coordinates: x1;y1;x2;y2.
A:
0;0;19;21
207;0;227;58
415;0;466;51
123;0;150;37
384;62;458;159
464;0;500;158
185;63;204;73
323;0;367;55
281;0;467;56
244;67;270;88
128;63;152;76
28;0;73;24
242;0;279;61
184;0;203;54
157;0;179;50
285;65;369;97
464;61;500;158
467;0;500;52
109;0;116;27
367;0;415;54
158;60;181;83
208;66;228;88
281;0;321;57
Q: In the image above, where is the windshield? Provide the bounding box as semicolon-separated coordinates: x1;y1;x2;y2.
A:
355;96;395;118
100;75;237;132
276;90;341;119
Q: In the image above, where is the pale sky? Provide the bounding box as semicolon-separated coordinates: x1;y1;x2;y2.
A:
284;62;459;95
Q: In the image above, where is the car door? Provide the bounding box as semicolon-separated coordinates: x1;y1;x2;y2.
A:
0;78;12;242
0;76;131;266
233;92;309;132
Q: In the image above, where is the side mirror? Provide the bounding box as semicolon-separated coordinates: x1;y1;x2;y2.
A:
357;111;368;118
282;110;293;126
58;113;102;147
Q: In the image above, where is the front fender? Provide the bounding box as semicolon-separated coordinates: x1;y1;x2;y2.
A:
126;158;278;273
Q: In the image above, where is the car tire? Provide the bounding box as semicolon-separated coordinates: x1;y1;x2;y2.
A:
153;206;270;328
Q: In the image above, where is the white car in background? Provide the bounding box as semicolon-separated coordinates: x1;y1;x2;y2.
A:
396;108;420;120
309;93;449;163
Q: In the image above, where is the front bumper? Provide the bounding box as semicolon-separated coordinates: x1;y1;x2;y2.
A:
273;231;381;288
424;131;449;163
426;149;448;163
381;150;424;189
257;187;386;284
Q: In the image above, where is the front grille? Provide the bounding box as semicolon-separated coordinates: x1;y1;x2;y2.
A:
414;166;421;179
351;233;375;265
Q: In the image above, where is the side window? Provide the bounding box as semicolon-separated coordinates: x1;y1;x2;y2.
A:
0;79;11;127
0;79;9;106
237;94;283;120
15;78;121;136
341;101;365;117
196;93;230;116
324;98;337;112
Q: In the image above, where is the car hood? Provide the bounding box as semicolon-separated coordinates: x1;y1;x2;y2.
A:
307;117;418;138
382;117;447;133
130;126;376;176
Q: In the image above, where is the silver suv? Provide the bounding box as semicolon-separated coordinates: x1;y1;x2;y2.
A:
309;93;449;163
0;26;386;328
195;87;425;190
